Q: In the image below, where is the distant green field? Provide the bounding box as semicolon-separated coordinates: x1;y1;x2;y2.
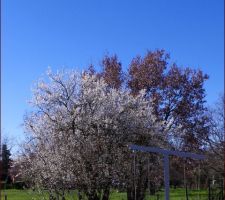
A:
0;188;208;200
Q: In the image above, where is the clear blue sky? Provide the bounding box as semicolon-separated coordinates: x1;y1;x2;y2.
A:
2;0;224;148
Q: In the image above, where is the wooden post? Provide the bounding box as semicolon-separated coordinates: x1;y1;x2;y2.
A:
163;155;170;200
148;157;150;195
208;179;211;200
221;179;223;200
133;151;136;200
184;162;189;200
198;164;200;200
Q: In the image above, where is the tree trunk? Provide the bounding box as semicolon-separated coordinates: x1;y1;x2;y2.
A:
136;186;146;200
49;193;56;200
77;190;83;200
127;187;133;200
62;190;65;200
127;156;148;200
56;193;59;200
86;189;100;200
102;188;110;200
126;180;147;200
149;181;156;195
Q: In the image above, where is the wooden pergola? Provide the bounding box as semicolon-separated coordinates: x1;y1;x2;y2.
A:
129;144;206;200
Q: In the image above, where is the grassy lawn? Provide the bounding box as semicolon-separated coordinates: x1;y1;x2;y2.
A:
146;188;208;200
0;188;208;200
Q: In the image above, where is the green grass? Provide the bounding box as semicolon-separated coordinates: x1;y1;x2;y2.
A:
146;188;208;200
0;188;208;200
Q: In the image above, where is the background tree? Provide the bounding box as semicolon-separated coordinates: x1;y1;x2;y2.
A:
1;143;12;182
93;51;209;196
204;95;224;179
85;54;124;90
128;50;209;151
100;55;124;89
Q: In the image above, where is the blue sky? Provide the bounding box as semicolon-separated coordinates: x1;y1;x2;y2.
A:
2;0;224;148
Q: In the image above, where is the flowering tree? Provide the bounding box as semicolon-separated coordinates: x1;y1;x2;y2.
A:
20;69;161;200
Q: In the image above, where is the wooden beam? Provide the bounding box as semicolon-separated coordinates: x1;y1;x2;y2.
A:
130;144;205;160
